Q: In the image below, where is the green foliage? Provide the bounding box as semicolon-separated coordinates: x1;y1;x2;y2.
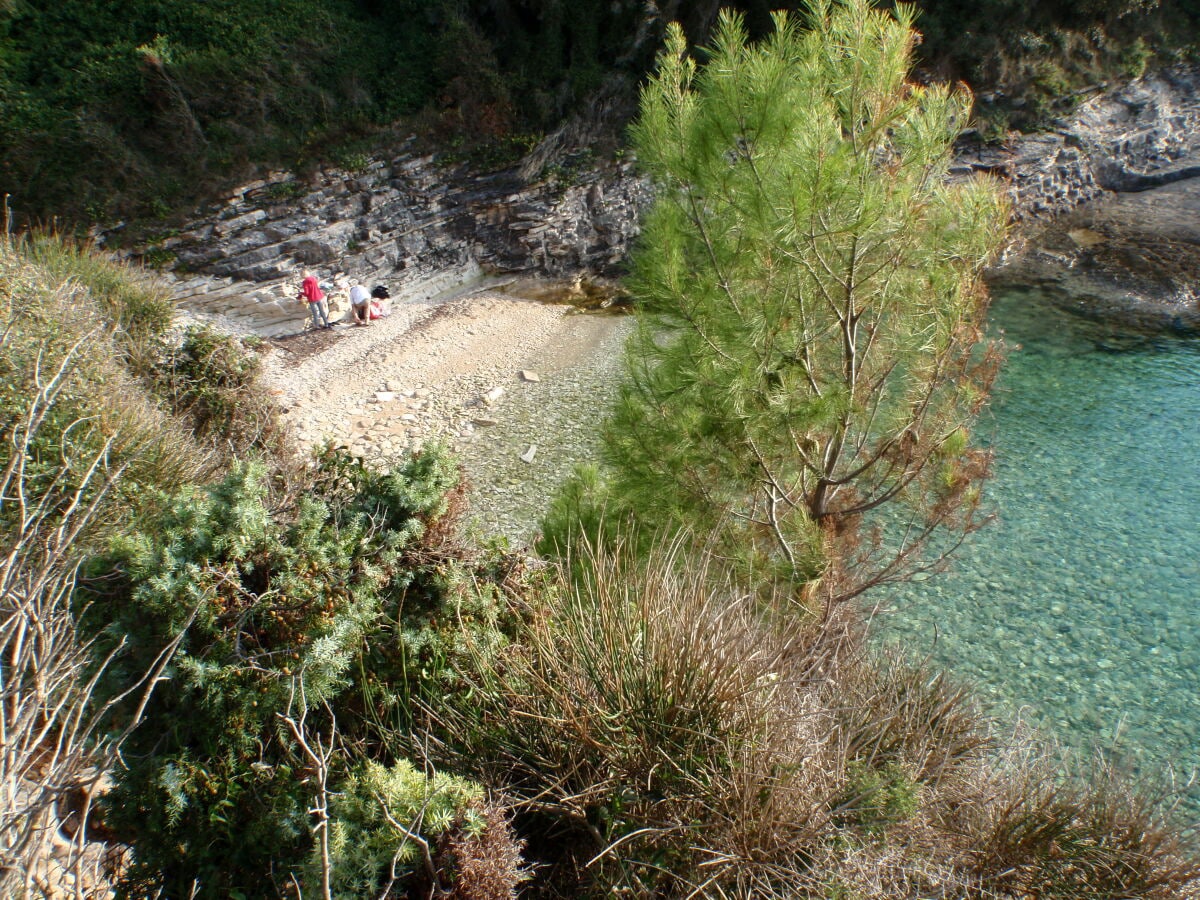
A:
263;179;307;202
322;760;482;898
1121;36;1153;78
154;325;285;455
838;760;922;834
0;0;439;221
0;237;209;529
555;2;1008;608
141;244;175;269
81;446;516;897
4;0;1187;222
335;151;371;174
0;0;651;223
536;463;623;558
16;233;173;347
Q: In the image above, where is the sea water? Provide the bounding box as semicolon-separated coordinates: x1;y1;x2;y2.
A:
883;286;1200;809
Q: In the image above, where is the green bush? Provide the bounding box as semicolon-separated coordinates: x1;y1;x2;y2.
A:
324;759;483;897
320;760;525;899
0;0;653;223
17;234;174;347
154;325;286;456
838;761;922;835
81;446;527;897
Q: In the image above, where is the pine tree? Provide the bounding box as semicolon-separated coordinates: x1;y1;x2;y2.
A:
595;0;1009;607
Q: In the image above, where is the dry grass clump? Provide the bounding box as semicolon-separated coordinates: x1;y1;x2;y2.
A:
444;533;1200;898
0;239;215;501
440;801;528;900
959;737;1200;899
0;236;247;897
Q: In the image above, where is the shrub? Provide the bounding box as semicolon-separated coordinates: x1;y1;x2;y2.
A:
0;238;212;523
435;526;1200;897
0;239;214;897
319;760;525;899
963;741;1200;899
263;179;307;202
1121;36;1153;78
16;233;174;368
154;324;288;457
837;761;922;835
81;446;524;897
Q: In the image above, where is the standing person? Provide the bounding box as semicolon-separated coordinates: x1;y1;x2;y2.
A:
349;281;372;326
298;270;332;329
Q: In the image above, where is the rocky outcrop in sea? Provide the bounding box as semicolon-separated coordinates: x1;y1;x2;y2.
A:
964;67;1200;330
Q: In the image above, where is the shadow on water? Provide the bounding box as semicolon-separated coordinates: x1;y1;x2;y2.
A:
882;286;1200;815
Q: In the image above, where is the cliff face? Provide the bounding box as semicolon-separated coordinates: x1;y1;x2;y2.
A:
985;68;1200;330
129;67;1200;337
140;143;649;336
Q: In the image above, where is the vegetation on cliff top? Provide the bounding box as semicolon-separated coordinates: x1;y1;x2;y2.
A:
3;2;1200;897
542;4;1007;610
1;0;1198;225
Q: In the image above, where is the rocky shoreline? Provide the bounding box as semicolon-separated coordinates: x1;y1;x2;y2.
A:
117;66;1200;537
975;66;1200;331
124;66;1200;341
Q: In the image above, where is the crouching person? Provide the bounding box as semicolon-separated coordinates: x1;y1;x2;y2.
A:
350;282;372;326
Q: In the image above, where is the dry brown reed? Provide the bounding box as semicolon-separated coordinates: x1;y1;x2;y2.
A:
438;532;1200;898
0;239;209;898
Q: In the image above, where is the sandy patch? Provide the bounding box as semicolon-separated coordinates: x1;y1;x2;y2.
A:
262;286;604;461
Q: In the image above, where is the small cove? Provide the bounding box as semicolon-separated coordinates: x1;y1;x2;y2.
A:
459;282;1200;812
882;286;1200;808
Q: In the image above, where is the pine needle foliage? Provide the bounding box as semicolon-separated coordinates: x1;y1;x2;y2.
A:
563;1;1009;608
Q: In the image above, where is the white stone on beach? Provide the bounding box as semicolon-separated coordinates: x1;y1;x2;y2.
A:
519;444;537;463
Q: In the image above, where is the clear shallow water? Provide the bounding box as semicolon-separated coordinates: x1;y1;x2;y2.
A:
883;288;1200;807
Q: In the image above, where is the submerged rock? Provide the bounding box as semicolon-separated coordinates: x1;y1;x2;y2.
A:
996;176;1200;333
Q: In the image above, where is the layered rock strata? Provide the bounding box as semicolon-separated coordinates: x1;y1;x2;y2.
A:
122;67;1200;335
136;142;648;336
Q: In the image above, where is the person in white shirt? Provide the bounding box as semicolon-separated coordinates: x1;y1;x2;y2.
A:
349;282;372;326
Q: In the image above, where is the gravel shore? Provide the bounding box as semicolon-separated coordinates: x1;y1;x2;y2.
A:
261;283;631;543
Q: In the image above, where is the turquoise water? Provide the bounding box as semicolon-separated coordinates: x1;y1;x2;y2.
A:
884;287;1200;805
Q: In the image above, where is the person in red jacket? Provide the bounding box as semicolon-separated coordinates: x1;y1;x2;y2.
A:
298;270;332;329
